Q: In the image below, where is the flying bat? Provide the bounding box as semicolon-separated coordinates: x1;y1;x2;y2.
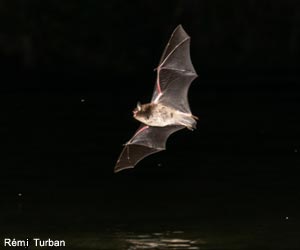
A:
114;25;198;173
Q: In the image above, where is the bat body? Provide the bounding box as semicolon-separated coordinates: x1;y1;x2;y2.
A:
133;102;197;129
115;25;198;173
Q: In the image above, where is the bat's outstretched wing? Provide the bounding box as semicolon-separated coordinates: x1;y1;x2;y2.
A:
114;124;184;173
151;25;198;113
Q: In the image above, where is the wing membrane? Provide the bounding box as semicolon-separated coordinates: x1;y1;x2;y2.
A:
151;25;197;113
114;124;184;172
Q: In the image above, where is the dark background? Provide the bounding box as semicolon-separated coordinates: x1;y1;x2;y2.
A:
0;0;300;240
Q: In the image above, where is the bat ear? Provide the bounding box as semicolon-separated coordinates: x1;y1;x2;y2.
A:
137;101;142;111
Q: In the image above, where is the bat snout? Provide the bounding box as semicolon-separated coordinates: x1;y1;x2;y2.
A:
133;110;139;118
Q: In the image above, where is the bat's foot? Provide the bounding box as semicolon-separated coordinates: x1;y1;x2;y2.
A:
192;114;199;120
187;123;196;131
177;112;197;131
177;121;196;131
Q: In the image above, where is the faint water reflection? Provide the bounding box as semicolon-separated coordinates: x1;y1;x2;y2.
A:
123;231;206;250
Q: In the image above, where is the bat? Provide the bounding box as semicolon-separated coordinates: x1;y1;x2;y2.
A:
114;25;198;173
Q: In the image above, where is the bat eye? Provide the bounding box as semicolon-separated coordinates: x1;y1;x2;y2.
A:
137;102;142;111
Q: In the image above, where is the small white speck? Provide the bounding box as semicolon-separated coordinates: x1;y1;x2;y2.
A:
294;149;298;153
157;163;162;167
81;99;85;103
18;193;22;197
285;216;289;220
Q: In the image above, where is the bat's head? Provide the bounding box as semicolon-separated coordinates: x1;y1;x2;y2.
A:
133;102;152;123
